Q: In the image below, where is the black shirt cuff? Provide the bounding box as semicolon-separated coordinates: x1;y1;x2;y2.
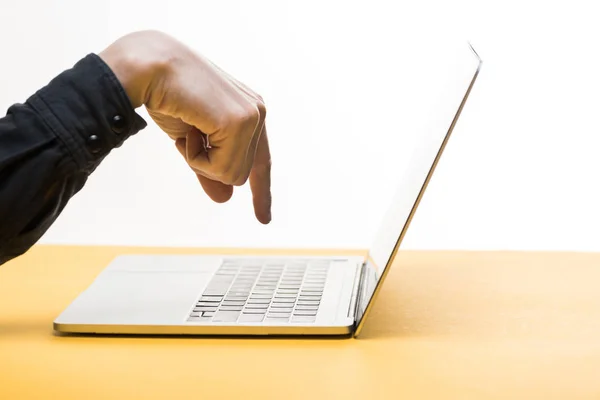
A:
26;53;147;173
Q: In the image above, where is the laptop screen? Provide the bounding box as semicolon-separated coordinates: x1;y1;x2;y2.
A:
355;43;482;334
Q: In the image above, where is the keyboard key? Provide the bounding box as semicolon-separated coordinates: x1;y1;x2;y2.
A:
245;304;269;309
213;311;241;322
220;305;243;311
222;301;245;307
239;314;265;323
273;298;295;303
271;303;293;308
194;306;218;312
230;286;252;291
297;301;320;306
270;307;293;313
202;311;216;317
224;296;248;301
298;297;321;302
274;294;297;298
248;299;271;304
250;293;273;297
197;301;221;307
200;296;223;302
295;305;319;310
293;310;317;316
243;309;267;314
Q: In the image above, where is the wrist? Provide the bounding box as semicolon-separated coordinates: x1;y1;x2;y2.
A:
98;33;158;109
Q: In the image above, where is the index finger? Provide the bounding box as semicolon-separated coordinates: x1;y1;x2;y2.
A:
249;126;272;224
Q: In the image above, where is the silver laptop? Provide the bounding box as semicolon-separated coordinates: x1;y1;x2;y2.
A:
54;44;481;338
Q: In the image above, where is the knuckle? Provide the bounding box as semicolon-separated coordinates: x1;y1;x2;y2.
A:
226;105;259;133
240;105;259;124
218;98;266;134
255;100;267;120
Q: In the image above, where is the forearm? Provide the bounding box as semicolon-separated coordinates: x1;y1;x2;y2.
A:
0;54;147;265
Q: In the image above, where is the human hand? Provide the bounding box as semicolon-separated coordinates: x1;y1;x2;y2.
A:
99;30;271;224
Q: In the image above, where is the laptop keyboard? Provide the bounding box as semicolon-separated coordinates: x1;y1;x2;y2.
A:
187;259;330;323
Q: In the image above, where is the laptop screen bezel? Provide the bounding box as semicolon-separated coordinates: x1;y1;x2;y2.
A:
353;44;482;337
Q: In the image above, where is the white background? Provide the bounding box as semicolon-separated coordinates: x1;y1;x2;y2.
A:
1;0;600;252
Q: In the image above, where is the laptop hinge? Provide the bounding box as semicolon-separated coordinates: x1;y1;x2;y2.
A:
348;262;367;324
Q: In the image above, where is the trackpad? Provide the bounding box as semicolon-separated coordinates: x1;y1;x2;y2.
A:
56;270;212;325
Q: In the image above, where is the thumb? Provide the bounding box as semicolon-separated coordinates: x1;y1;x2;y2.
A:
175;138;234;203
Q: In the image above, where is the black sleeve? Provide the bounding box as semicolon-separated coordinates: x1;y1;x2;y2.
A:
0;54;147;265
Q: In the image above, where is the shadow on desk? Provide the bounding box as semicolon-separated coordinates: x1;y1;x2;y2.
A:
0;320;52;337
361;251;600;341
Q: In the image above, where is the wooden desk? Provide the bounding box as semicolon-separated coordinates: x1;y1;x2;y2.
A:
1;246;600;399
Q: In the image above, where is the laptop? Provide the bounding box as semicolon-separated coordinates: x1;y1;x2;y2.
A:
54;43;482;337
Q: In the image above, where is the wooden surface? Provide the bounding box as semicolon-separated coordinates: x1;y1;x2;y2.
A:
1;245;600;399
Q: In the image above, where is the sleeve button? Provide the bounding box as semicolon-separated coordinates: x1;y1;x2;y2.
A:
111;114;127;134
87;135;102;154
